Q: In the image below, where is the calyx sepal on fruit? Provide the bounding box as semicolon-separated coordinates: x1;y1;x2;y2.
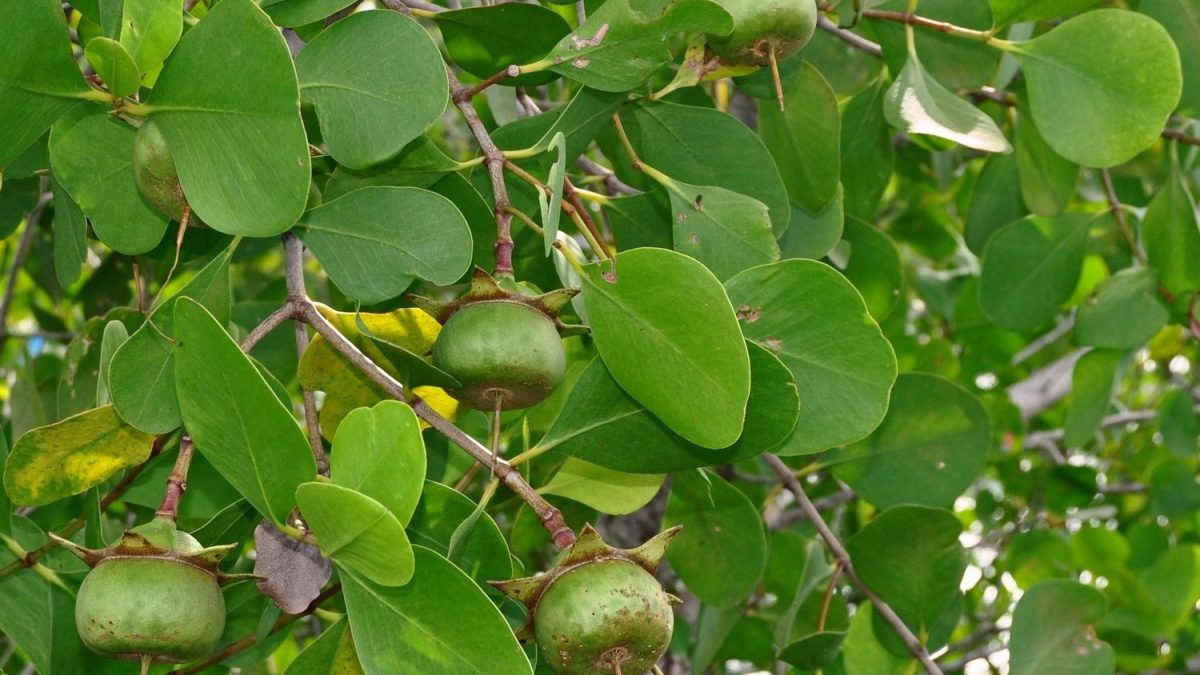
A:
491;524;682;636
408;267;589;338
51;516;244;584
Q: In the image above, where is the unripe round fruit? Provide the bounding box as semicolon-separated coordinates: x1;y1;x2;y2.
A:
533;559;674;675
133;119;189;221
708;0;818;66
432;300;566;410
75;556;225;662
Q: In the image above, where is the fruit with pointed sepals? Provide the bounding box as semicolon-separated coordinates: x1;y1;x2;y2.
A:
411;268;588;411
53;516;249;664
492;525;681;675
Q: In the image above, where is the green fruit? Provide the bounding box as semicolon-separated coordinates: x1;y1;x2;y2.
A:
533;558;674;675
708;0;818;66
432;300;566;410
75;556;225;662
133;119;189;221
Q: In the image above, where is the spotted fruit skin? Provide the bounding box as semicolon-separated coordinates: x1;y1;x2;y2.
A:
432;300;566;410
133;119;189;221
76;557;225;662
534;559;674;675
709;0;818;66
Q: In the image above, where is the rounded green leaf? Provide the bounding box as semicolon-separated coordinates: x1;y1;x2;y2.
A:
832;216;903;321
847;506;965;655
49;105;169;255
664;469;767;608
263;0;356;28
758;62;841;212
296;481;414;587
827;373;991;509
0;0;90;168
83;38;140;98
664;180;780;281
540;458;665;515
725;260;897;454
979;213;1091;332
1142;161;1200;296
330;400;426;526
1014;111;1078;217
3;405;155;507
1010;580;1114;675
297;187;472;304
1075;269;1168;349
147;0;311;235
580;248;751;449
1012;9;1182;167
1141;0;1200;117
435;4;569;86
297;10;448;169
174;298;316;523
341;546;533;675
1062;348;1125;448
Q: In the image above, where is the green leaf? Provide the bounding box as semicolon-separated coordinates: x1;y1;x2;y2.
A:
831;216;903;320
580;248;751;449
542;0;732;92
779;188;845;260
757;62;841;211
613;101;790;235
0;0;90;168
342;546;532;675
174;298;315;522
110;250;231;433
1142;159;1200;296
847;506;965;654
0;432;9;535
661;178;780;280
979;213;1091;332
664;469;767;608
884;50;1010;153
297;187;472;304
330;401;426;526
540;458;664;515
436;4;570;86
83;38;140;98
827;373;990;509
48;105;170;255
3;405;155;507
297;11;448;170
1075;269;1168;349
725;260;897;454
1010;9;1182;167
263;0;355;27
779;632;847;671
96;320;129;406
118;0;184;86
147;0;311;235
284;617;360;675
965;152;1026;255
541;132;567;255
1142;0;1200;117
1009;580;1114;675
989;0;1101;27
1062;349;1125;448
1159;389;1199;458
296;481;414;587
840;79;894;219
841;603;910;675
539;343;797;473
408;481;511;589
50;174;87;288
1015;110;1078;217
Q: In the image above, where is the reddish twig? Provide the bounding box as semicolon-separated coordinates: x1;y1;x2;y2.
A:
155;437;195;522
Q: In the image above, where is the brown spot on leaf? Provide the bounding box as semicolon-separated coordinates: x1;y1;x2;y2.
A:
571;23;610;49
736;305;761;322
763;337;784;354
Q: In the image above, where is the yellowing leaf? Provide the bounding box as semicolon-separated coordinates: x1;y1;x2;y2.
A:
3;406;155;507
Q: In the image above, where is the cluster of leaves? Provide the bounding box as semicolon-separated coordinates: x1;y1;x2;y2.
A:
0;0;1198;673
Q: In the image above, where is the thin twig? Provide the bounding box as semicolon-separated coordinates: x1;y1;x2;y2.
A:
455;66;519;102
1162;128;1200;147
239;304;297;352
817;16;883;59
281;234;331;476
155;437;195;522
577;156;639;196
1025;404;1200;447
0;179;50;354
764;454;944;675
175;583;343;674
1099;169;1149;266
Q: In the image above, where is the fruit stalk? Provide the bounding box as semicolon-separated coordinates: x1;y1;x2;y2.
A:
155;437;195;522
